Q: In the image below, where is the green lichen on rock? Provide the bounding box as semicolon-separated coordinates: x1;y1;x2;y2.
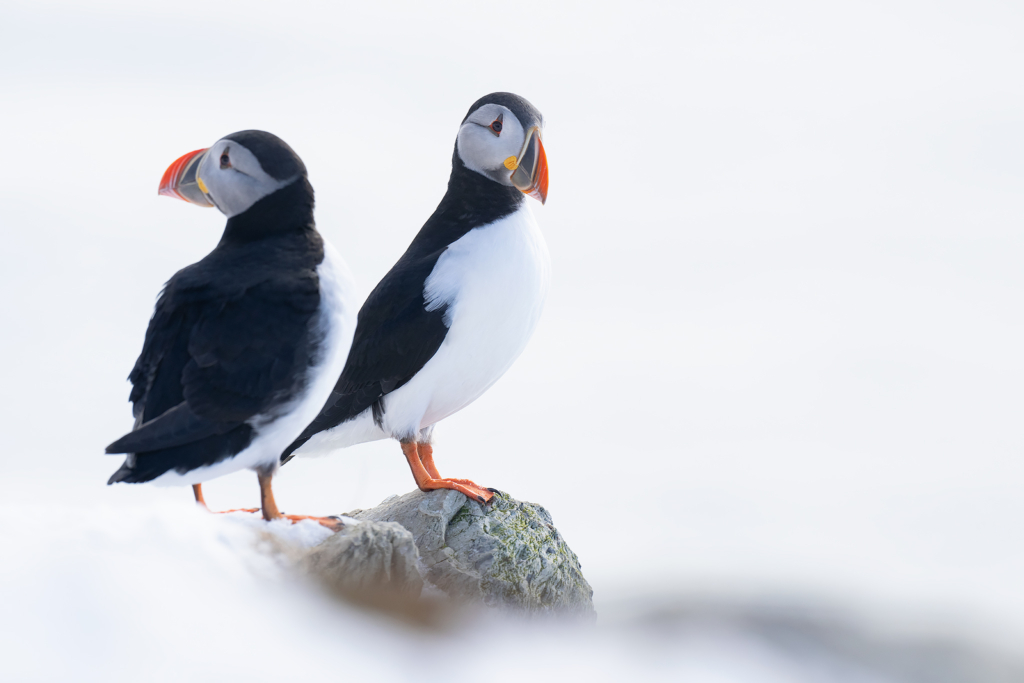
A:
446;492;593;616
348;489;595;618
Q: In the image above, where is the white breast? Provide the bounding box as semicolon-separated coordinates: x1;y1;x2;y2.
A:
381;203;551;438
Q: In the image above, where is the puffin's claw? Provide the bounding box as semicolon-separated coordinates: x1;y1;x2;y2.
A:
418;478;495;504
279;514;344;531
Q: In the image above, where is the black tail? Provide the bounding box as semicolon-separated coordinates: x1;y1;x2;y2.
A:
106;425;256;484
279;433;313;466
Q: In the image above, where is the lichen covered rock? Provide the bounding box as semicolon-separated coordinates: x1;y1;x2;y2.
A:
303;520;423;599
348;489;594;617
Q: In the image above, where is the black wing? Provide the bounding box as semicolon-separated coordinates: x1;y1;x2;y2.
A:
281;252;450;462
107;256;320;481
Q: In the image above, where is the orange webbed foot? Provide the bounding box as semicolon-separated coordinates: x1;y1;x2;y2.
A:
278;514;345;531
192;485;261;515
400;441;495;504
418;477;495;504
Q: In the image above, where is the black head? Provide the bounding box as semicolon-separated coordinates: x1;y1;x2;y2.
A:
222;130;307;181
462;92;544;131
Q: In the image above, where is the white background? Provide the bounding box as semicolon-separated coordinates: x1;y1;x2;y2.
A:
2;0;1023;668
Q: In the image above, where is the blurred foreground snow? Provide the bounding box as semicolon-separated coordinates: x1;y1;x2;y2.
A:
2;502;1019;683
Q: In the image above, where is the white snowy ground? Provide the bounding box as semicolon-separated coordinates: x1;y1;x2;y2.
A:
2;504;1019;683
3;1;1024;680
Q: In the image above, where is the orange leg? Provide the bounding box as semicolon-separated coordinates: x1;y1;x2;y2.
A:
193;482;260;515
418;443;442;479
401;441;494;504
257;471;282;520
417;443;480;488
257;471;342;531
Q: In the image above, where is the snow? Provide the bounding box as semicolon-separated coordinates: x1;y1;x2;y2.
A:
2;503;1010;682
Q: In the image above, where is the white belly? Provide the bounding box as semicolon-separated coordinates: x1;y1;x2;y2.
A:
296;204;550;455
382;203;551;439
151;239;357;485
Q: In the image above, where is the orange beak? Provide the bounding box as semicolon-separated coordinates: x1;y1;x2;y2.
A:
509;128;548;204
525;135;548;204
158;148;214;207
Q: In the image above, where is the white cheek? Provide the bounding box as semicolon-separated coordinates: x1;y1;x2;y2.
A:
216;173;259;216
457;127;495;168
457;126;523;185
198;144;292;218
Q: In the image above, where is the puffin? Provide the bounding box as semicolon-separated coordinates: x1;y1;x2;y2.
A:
280;92;550;504
106;130;356;526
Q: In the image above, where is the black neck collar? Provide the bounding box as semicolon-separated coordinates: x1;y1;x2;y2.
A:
408;147;524;255
218;177;316;246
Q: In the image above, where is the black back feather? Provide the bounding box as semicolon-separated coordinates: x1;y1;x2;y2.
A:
107;177;326;483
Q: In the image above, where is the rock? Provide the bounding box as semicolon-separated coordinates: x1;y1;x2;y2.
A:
303;520;423;599
347;489;595;618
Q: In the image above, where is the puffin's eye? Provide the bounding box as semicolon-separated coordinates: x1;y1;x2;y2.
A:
220;152;231;169
489;115;503;136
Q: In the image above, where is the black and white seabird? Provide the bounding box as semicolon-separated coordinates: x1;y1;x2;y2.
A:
280;93;550;504
106;130;356;526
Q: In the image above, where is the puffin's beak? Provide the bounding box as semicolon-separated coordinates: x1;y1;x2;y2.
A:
509;127;548;204
158;148;214;207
